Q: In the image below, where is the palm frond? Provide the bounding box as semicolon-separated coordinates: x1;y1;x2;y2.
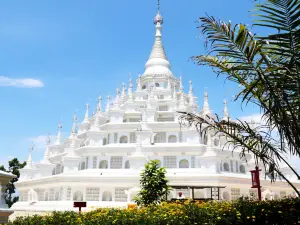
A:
178;112;300;196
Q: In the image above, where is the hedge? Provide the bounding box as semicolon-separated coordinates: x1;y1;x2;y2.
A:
8;198;300;225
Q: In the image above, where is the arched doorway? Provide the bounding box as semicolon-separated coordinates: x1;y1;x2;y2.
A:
168;135;177;143
223;192;230;201
102;191;112;201
73;191;83;201
125;160;130;169
179;159;189;168
119;136;128;144
99;160;108;169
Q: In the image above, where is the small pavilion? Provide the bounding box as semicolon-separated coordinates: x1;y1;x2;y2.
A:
169;185;226;201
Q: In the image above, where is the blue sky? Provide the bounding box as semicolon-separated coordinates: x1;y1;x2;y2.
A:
0;0;269;166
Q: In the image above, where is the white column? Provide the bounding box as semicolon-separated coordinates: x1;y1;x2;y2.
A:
0;182;6;208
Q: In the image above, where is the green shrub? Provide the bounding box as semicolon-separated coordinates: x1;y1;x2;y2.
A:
8;198;300;225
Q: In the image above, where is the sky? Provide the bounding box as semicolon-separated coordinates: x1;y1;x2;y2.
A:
0;0;296;168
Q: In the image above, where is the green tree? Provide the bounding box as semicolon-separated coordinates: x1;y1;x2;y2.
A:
179;0;300;195
0;158;26;207
134;160;171;206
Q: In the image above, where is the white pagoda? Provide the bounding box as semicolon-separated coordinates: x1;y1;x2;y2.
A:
12;5;300;214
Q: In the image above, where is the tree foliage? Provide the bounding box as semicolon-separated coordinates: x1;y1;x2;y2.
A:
179;0;300;195
0;158;26;207
134;160;171;206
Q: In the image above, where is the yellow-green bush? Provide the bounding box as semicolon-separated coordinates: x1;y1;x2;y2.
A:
8;198;300;225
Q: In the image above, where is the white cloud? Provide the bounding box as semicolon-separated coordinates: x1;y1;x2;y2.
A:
0;76;44;88
239;113;264;124
28;135;57;151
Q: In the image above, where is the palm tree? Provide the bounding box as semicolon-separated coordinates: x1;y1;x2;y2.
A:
179;0;300;195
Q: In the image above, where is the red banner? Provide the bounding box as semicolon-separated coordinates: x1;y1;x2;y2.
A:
74;202;87;208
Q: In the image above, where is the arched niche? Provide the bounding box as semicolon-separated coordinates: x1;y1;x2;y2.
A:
99;160;108;169
203;133;208;145
223;192;230;201
125;160;130;169
102;191;112;201
103;138;107;146
239;165;246;173
45;192;49;201
214;138;219;146
55;192;60;201
119;136;128;144
168;135;177;143
223;162;230;172
80;162;86;171
179;159;189;168
73;191;83;201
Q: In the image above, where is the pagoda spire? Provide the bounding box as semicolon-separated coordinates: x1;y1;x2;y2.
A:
114;87;121;108
189;80;193;96
179;86;185;108
97;95;102;113
223;99;230;120
43;135;51;163
106;94;111;112
121;83;127;102
69;113;77;138
202;91;211;115
136;74;141;91
83;103;90;124
55;122;62;145
25;144;33;169
189;80;196;107
128;77;133;101
179;75;183;91
143;2;172;77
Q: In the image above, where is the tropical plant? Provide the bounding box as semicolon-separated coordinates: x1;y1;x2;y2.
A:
134;160;171;206
179;0;300;195
0;158;26;207
8;198;300;225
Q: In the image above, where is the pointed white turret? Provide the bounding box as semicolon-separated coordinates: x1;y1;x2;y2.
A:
128;78;133;101
24;144;33;169
114;87;121;108
143;8;172;77
179;76;183;91
83;103;90;124
189;80;193;96
42;136;51;163
69;113;77;139
97;96;102;113
106;94;111;112
121;83;126;102
223;99;230;121
179;88;185;108
55;123;62;145
189;80;196;107
202;91;212;115
136;74;141;91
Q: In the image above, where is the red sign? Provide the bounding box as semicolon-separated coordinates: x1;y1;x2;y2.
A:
74;202;87;213
74;202;86;208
